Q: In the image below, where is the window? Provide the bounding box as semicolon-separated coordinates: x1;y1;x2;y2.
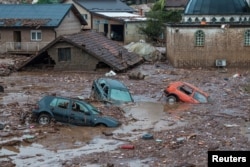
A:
195;30;205;46
31;30;42;41
110;89;133;102
244;30;250;46
50;98;70;109
82;14;88;20
58;48;71;62
193;92;208;103
179;85;193;95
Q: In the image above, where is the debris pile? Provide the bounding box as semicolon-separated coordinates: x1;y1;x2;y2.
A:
0;63;14;76
0;55;31;76
124;40;165;62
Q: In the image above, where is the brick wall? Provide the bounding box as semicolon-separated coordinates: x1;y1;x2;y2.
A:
166;26;250;68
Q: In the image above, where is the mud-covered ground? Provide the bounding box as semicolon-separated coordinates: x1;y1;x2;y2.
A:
0;63;250;167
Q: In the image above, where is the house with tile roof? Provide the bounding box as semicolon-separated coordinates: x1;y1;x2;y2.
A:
0;4;87;55
64;0;135;30
91;12;147;44
23;30;144;71
64;0;147;44
166;0;250;68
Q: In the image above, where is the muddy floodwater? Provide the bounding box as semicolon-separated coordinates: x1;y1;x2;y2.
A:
1;101;186;167
0;64;250;166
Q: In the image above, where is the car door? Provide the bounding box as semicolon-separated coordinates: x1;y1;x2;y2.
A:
178;85;196;103
68;101;93;126
96;79;108;101
50;98;70;123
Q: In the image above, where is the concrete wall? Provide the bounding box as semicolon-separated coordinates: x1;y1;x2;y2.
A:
55;10;83;36
0;29;55;43
92;15;147;44
0;29;55;53
65;0;91;30
124;22;147;44
47;42;99;71
166;26;250;68
92;15;122;39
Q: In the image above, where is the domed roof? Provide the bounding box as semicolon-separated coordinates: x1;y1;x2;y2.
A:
184;0;250;15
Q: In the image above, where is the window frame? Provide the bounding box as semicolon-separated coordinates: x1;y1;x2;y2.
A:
82;14;88;20
244;30;250;46
58;47;71;62
30;30;42;41
195;30;205;46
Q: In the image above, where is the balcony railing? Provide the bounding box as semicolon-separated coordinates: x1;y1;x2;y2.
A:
0;42;50;54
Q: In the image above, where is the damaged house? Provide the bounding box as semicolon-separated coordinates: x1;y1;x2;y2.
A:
24;30;144;71
0;3;143;72
0;3;87;64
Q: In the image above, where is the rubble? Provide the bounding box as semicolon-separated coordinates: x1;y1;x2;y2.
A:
124;41;165;62
0;63;249;166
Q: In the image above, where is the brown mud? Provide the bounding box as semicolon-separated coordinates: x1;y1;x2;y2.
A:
0;63;250;167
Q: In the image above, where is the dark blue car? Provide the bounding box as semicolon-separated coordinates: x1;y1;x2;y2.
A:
32;95;121;127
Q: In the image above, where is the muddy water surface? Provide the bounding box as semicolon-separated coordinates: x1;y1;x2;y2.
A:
1;101;186;166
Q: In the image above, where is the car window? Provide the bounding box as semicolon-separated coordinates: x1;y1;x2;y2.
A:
99;79;106;88
110;89;132;102
72;102;90;114
193;92;208;103
50;98;57;107
84;102;100;115
179;85;193;95
56;99;70;109
103;86;109;97
72;102;81;111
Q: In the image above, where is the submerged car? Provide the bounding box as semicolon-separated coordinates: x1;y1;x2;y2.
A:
164;81;210;104
32;95;120;127
91;78;134;104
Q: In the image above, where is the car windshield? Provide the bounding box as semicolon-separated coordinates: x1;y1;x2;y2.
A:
110;89;132;102
193;92;208;103
84;102;100;115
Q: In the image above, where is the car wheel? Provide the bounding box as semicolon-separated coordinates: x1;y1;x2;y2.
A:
166;95;177;104
38;114;51;125
96;123;107;128
142;133;154;140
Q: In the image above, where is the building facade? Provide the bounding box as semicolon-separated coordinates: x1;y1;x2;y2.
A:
166;0;250;68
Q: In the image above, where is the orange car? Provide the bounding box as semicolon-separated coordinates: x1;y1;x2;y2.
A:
164;81;210;104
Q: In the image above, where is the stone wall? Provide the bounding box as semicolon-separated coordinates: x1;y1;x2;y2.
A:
166;26;250;68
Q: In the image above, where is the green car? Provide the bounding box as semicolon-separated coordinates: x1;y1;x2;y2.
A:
32;95;121;127
91;78;134;104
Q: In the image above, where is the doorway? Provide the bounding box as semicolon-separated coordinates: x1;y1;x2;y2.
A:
13;31;21;50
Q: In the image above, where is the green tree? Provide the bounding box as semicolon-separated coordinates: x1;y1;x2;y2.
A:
151;0;165;11
138;0;182;42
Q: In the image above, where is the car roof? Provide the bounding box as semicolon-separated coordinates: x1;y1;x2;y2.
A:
170;81;209;96
41;95;89;104
98;78;128;89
